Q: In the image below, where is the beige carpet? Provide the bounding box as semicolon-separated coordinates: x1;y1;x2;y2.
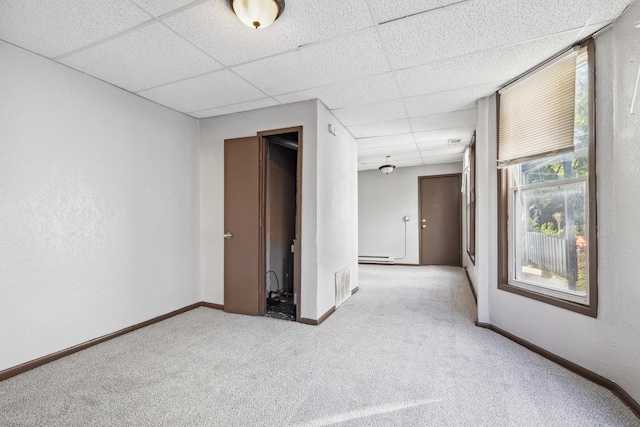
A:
0;265;638;426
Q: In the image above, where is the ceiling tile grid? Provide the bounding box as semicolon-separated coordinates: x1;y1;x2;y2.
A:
163;0;374;67
232;29;390;96
189;97;280;118
131;0;204;17
274;72;401;110
332;99;407;127
366;0;465;24
348;119;412;138
59;23;222;92
137;68;267;112
0;0;632;169
411;110;476;132
0;0;151;58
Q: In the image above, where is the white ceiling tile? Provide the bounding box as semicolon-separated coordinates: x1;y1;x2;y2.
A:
0;0;151;58
332;99;406;126
275;73;400;110
586;0;632;25
189;98;280;118
404;83;499;118
348;119;412;138
421;153;464;165
367;0;462;24
359;151;422;166
132;0;202;17
233;29;389;95
357;133;415;149
164;0;374;66
419;146;466;157
414;127;475;144
358;143;418;157
395;29;581;97
416;140;450;150
137;69;266;112
358;163;369;171
59;23;222;92
411;110;476;132
380;0;594;70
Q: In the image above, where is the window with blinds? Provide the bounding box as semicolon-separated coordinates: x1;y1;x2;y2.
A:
498;47;584;167
497;39;597;317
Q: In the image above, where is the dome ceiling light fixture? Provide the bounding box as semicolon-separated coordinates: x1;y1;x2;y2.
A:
228;0;285;29
379;156;396;174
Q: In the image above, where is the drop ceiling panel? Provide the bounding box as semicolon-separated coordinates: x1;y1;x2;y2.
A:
0;0;151;58
189;97;279;118
416;140;452;151
348;119;412;138
164;0;374;67
274;73;400;110
404;82;499;118
137;69;266;112
132;0;203;17
380;0;593;70
232;29;389;95
395;29;581;98
418;146;466;157
367;0;463;24
411;110;476;132
358;163;369;171
357;133;414;149
586;0;632;25
332;99;406;126
59;23;222;92
358;143;419;157
414;127;475;144
421;153;463;165
359;151;422;165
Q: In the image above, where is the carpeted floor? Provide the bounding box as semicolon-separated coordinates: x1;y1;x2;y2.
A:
1;265;638;426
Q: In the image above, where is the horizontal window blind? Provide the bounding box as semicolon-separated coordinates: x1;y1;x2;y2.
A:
498;48;579;167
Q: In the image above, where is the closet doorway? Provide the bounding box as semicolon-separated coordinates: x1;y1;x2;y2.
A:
223;127;302;322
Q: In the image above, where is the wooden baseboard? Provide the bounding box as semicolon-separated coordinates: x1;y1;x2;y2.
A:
300;306;336;326
476;321;640;419
201;302;224;311
0;302;201;382
463;267;477;303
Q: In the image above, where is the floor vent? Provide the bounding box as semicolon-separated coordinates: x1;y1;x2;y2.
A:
335;267;351;307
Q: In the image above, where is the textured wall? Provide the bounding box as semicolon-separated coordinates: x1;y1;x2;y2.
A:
0;42;201;371
473;1;640;405
316;102;359;318
199;100;320;319
358;163;463;265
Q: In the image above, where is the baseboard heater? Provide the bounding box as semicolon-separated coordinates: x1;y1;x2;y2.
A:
358;255;396;264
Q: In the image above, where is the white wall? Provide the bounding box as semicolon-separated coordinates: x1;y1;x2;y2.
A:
316;102;359;317
200;99;358;320
0;42;201;371
474;2;640;404
199;100;318;318
358;163;462;265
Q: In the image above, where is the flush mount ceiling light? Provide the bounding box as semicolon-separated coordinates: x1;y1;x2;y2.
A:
379;156;396;174
229;0;285;29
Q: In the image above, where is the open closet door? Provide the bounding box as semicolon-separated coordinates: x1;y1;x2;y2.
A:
224;136;264;315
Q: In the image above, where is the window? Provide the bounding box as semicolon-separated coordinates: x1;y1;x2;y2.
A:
465;134;476;263
497;39;597;316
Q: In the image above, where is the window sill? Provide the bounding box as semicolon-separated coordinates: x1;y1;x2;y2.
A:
497;281;597;318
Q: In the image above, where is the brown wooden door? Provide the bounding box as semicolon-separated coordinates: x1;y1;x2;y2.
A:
224;136;264;315
419;174;461;266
